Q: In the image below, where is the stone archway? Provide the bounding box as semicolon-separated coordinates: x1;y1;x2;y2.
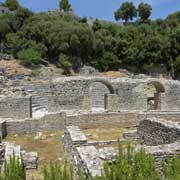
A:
146;81;165;110
89;79;115;110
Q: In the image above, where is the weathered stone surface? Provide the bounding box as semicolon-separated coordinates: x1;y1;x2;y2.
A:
4;142;21;161
98;147;118;161
66;126;87;143
79;66;97;76
138;118;180;146
77;146;104;177
123;130;138;141
22;152;38;169
0;96;32;119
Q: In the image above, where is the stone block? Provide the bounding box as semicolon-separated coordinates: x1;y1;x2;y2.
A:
22;152;38;169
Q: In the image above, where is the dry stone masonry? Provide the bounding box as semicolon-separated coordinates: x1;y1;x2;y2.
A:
0;76;180;136
0;75;180;179
63;126;118;179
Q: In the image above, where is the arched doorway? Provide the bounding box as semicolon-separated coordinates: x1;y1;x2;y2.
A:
89;79;115;111
146;81;165;110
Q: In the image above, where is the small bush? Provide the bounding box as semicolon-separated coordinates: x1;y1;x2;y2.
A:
17;48;42;67
95;145;161;180
44;160;73;180
0;153;25;180
162;154;180;180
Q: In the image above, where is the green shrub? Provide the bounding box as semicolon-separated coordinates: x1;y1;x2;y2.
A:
58;53;72;75
17;48;42;67
0;153;25;180
95;145;161;180
162;154;180;180
44;160;73;180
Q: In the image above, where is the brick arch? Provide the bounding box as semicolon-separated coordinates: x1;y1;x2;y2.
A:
91;78;115;94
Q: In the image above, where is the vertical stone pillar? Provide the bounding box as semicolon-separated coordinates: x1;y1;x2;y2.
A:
105;94;119;111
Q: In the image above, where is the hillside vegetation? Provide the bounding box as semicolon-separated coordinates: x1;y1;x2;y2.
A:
0;0;180;78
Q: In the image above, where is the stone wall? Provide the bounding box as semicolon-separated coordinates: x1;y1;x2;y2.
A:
113;80;147;111
138;118;180;146
6;112;66;134
48;95;91;111
66;112;140;129
0;96;32;119
145;111;180;122
63;126;109;179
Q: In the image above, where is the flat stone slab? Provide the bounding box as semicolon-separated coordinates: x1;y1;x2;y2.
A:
98;147;118;161
66;126;87;143
4;142;21;161
77;146;103;177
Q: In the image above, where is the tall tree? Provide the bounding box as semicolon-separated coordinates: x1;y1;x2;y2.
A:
59;0;71;12
4;0;19;11
138;3;152;23
114;2;137;23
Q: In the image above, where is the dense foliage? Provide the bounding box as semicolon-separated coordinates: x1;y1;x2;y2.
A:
162;154;180;180
0;0;180;77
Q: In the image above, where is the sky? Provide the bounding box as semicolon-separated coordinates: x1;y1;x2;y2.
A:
1;0;180;21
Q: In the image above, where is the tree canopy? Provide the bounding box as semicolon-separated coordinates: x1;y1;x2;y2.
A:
4;0;19;11
138;3;152;23
59;0;71;12
114;2;137;22
0;0;180;78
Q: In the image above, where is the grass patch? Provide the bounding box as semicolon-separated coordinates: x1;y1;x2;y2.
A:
5;131;65;180
83;128;130;141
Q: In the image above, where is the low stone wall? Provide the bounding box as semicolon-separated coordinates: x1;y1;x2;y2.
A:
6;112;66;134
138;118;180;146
62;126;117;179
145;111;180;122
0;96;32;119
66;112;140;129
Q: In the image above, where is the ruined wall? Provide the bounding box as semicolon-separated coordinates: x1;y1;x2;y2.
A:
0;96;32;119
50;77;148;111
160;81;180;111
48;95;91;111
6;112;66;134
63;126;104;179
138;118;180;146
89;82;109;109
112;79;147;111
66;112;139;129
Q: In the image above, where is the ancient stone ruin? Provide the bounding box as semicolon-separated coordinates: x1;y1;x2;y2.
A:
0;76;180;178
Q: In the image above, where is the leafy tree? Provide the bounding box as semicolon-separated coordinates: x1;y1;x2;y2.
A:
58;53;72;74
97;52;119;71
114;2;137;23
92;19;102;32
138;3;152;23
17;48;42;67
59;0;71;12
12;7;33;32
4;0;20;11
